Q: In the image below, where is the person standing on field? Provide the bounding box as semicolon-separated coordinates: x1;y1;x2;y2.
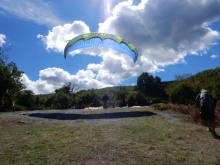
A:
195;89;217;134
102;94;109;109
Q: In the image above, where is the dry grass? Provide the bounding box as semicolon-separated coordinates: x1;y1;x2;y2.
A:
152;103;220;127
0;107;220;165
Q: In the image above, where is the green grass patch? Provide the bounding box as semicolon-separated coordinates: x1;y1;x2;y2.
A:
0;107;220;164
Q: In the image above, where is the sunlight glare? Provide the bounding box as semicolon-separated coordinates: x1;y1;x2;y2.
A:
107;0;111;14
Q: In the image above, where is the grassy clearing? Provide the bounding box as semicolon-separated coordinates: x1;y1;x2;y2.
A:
0;107;220;165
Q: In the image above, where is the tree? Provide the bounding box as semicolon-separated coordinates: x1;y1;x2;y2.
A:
56;92;71;109
55;82;71;94
17;90;35;110
136;72;167;99
0;47;25;110
55;82;78;94
175;73;192;81
166;67;220;106
116;87;129;106
92;97;101;106
44;83;79;109
0;47;9;63
135;92;148;106
169;83;196;105
127;92;136;106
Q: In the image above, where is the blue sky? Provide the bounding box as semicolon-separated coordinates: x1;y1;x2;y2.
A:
0;0;220;94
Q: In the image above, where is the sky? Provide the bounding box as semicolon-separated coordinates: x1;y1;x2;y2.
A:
0;0;220;94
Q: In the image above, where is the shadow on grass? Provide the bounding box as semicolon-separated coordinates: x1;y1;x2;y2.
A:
28;111;157;120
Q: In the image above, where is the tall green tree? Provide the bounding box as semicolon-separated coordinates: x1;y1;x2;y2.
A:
116;87;129;106
55;82;71;94
136;72;167;99
17;90;35;110
0;47;25;110
44;83;79;109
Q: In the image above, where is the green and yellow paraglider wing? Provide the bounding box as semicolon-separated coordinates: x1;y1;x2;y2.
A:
64;32;138;63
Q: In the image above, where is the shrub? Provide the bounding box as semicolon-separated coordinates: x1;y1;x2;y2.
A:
12;105;26;111
169;83;196;105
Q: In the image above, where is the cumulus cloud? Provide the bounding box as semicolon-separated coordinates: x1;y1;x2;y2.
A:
210;54;218;59
99;0;220;64
35;0;220;93
37;21;90;52
0;0;63;26
0;34;6;46
21;67;112;94
87;51;138;84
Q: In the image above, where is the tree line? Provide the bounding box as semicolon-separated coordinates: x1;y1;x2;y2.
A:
166;68;220;106
0;46;219;111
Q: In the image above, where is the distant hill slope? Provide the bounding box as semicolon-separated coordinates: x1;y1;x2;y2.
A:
190;67;220;84
166;67;220;105
98;86;135;92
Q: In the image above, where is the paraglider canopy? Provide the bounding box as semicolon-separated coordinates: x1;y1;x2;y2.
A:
64;32;138;63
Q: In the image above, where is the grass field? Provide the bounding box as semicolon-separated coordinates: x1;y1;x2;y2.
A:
0;107;220;165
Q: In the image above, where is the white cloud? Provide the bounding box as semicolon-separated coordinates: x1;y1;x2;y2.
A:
0;0;63;26
37;21;90;52
99;0;220;61
87;51;138;84
210;54;218;59
36;0;220;93
21;67;112;94
0;34;6;46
